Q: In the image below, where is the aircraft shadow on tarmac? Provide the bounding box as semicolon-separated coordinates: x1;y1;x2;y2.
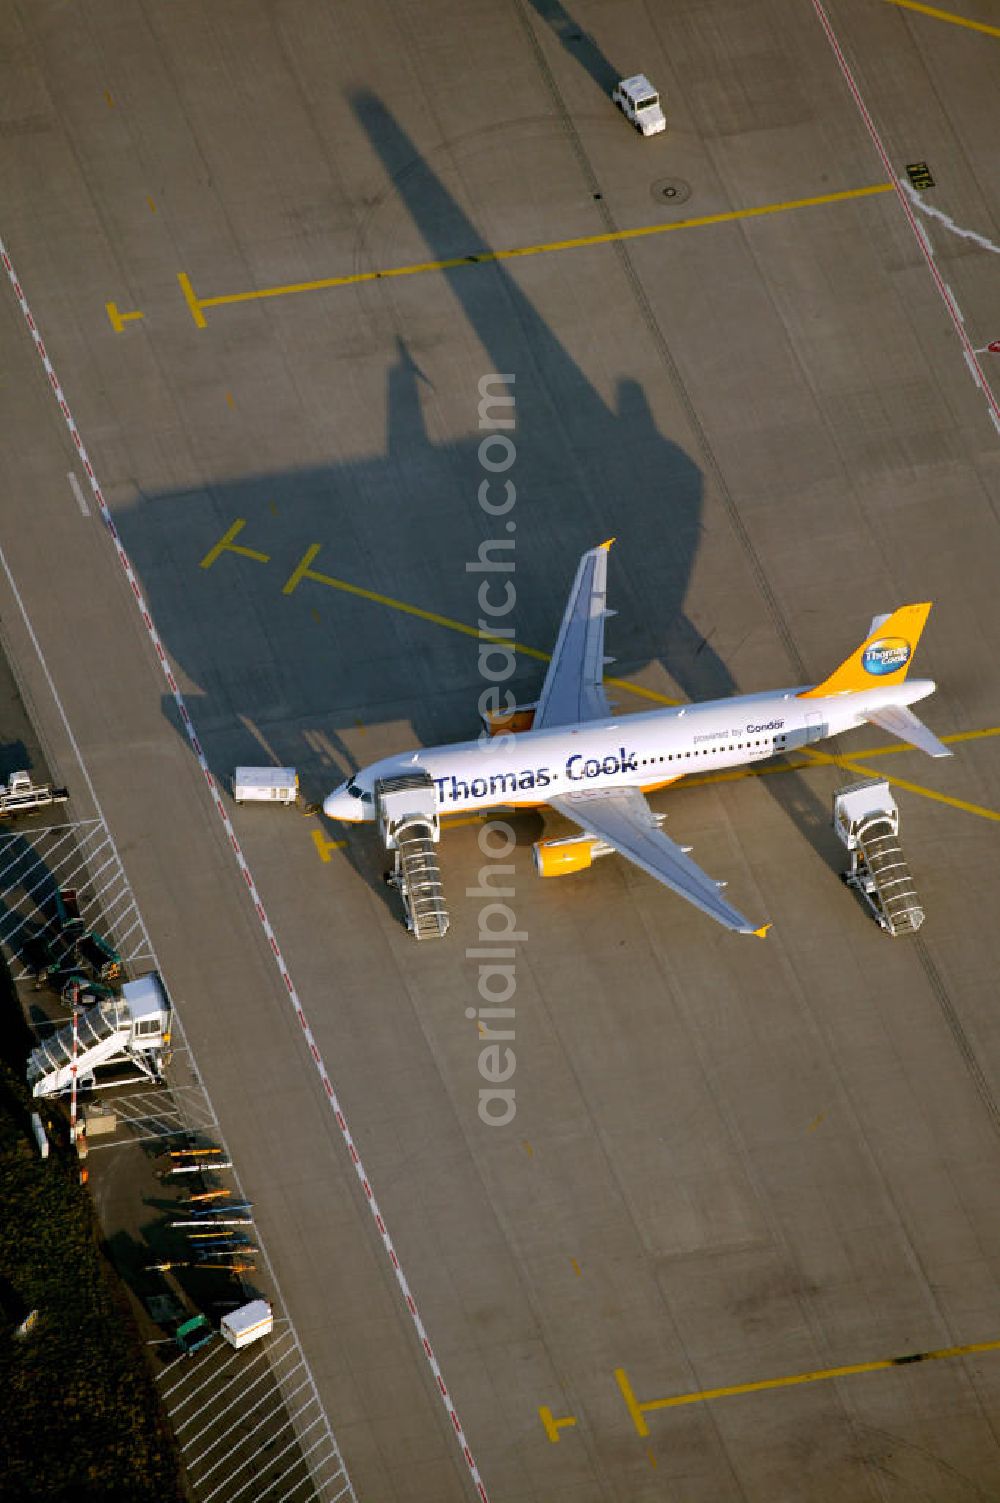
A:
116;92;839;918
523;0;622;94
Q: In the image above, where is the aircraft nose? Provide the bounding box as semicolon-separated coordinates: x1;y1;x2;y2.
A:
323;789;348;819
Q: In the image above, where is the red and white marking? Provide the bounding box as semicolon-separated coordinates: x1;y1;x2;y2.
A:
810;0;1000;437
0;235;489;1503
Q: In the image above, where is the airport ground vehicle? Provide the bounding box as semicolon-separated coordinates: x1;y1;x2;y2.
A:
220;1300;273;1349
232;767;298;805
324;543;950;937
0;769;69;817
611;75;666;135
174;1314;214;1356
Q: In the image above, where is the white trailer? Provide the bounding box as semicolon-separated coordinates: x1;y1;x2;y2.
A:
220;1299;273;1349
232;767;298;805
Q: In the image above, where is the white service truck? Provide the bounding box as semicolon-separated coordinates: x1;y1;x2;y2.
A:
612;74;666;136
232;767;298;805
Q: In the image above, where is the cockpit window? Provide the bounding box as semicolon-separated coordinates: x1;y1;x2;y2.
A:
347;779;373;803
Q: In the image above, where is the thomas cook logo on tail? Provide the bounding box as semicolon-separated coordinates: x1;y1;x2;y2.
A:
862;637;911;676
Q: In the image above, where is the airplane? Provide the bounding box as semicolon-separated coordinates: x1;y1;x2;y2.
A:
322;541;950;935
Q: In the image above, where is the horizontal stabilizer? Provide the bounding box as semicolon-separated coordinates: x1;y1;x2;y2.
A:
865;703;952;758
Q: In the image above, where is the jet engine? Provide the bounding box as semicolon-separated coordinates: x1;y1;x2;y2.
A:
532;834;614;877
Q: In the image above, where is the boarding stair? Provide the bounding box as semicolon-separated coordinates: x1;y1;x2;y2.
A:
833;779;924;936
376;773;450;940
27;998;133;1098
27;974;172;1097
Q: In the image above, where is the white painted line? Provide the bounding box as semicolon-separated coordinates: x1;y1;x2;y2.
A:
0;231;485;1501
810;0;1000;433
900;180;1000;256
67;470;89;516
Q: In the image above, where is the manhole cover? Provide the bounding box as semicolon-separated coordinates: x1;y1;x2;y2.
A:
651;178;692;206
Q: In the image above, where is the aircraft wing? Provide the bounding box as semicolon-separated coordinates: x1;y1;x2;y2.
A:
533;541;616;729
548;786;769;936
864;703;952;757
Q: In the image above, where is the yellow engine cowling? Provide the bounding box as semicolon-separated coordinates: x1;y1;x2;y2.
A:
532;835;613;877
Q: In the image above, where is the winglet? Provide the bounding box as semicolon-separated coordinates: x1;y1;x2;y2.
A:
753;923;772;939
598;537;616;552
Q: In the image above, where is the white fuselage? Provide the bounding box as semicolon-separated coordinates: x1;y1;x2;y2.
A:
324;678;936;823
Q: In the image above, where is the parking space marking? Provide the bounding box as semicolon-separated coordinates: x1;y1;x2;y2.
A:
616;1336;1000;1433
176;184;893;326
0;816;156;975
4;229;484;1503
884;0;1000;37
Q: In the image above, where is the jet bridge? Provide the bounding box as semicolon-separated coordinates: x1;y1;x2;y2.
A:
376;773;449;940
833;780;924;936
27;973;172;1098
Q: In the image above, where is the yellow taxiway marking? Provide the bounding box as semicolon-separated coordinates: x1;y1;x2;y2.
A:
278;547;1000;819
204;530;1000;822
884;0;1000;37
177;271;207;329
225;391;236;409
570;1257;583;1278
146;196;157;214
104;90;114;109
617;1336;1000;1435
802;746;1000;824
177;184;893;326
281;543;675;706
311;829;346;862
538;1406;577;1443
106;301;144;333
199;518;270;570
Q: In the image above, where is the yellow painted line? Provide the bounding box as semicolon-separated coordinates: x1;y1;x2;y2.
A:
105;301;144;333
884;0;1000;37
801;747;1000;824
199;518;270;570
311;829;346;862
570;1257;583;1278
225;391;236;409
538;1406;577;1443
147;196;157;214
273;547;1000;821
104;90;114;109
280;544;677;705
182;184;893;323
177;271;207;329
617;1336;1000;1435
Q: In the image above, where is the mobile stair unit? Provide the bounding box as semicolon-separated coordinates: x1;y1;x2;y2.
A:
27;973;172;1098
833;779;924;936
377;772;449;940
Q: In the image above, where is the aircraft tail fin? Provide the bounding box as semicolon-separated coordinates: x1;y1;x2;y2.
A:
798;603;932;698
